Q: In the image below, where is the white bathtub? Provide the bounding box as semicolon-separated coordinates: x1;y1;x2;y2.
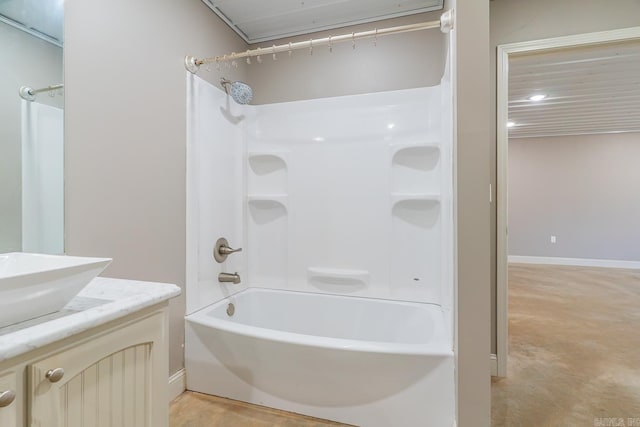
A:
185;288;454;426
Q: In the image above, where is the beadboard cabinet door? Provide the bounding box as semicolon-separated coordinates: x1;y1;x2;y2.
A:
29;312;168;427
0;371;18;426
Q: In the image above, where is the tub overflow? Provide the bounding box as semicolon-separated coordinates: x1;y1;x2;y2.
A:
226;303;235;316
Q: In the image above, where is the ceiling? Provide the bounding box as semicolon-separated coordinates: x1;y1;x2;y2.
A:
508;40;640;139
0;0;63;45
202;0;444;44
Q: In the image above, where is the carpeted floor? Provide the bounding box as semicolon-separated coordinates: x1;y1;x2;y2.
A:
492;264;640;426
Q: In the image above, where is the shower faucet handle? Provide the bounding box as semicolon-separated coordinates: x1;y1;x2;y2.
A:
214;237;243;263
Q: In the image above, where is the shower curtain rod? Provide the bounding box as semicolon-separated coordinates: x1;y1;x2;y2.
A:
19;84;64;101
185;10;453;74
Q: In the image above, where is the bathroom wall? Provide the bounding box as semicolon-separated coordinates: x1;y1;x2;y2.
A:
0;22;63;253
452;0;492;424
64;0;247;376
509;133;640;261
247;10;447;104
489;0;640;354
65;1;492;423
185;75;247;316
244;87;451;307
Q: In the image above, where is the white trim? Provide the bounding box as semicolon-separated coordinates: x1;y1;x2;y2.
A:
496;41;509;379
490;354;498;377
496;25;640;380
168;368;186;402
508;256;640;270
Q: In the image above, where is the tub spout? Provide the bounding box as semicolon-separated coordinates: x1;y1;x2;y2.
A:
218;272;241;284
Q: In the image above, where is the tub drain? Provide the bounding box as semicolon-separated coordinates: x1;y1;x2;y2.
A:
226;303;235;316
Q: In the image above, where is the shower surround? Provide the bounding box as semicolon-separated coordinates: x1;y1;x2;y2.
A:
185;63;454;425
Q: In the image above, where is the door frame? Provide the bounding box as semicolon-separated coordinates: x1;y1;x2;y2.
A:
496;26;640;377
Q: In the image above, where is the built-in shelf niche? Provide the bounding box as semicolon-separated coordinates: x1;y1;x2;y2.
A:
391;143;440;194
248;152;288;195
247;151;289;287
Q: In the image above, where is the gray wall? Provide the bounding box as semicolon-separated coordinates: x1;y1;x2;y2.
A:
509;133;640;261
0;22;63;253
65;1;492;423
489;0;640;354
247;11;446;104
64;0;247;376
454;0;491;424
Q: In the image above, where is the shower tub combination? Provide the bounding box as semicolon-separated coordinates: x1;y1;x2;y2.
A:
186;288;454;426
184;24;455;426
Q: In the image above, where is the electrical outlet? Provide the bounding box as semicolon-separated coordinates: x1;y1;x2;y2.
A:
550;235;556;244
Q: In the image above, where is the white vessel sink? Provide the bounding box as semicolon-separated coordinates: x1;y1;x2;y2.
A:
0;253;112;328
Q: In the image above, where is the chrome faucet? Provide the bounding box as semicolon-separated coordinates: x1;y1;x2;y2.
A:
218;272;241;284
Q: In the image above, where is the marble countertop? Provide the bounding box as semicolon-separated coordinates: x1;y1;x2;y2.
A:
0;277;181;363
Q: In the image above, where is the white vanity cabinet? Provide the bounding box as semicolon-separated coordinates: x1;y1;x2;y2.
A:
0;305;170;427
0;371;18;426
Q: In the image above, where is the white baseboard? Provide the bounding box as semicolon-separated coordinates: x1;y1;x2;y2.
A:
490;354;498;376
168;368;186;402
508;255;640;270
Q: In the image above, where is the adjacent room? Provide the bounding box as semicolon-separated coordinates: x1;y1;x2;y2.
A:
492;35;640;427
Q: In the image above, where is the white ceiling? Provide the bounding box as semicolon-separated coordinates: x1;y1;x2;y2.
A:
508;40;640;139
0;0;63;45
202;0;444;44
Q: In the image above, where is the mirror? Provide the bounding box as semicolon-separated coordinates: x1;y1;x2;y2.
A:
0;0;64;254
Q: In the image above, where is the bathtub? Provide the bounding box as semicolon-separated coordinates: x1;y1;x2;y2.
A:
185;288;454;426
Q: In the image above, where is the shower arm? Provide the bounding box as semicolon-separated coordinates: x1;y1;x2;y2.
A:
220;78;231;94
185;10;454;74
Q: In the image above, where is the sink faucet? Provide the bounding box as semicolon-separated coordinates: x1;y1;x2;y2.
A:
218;272;241;284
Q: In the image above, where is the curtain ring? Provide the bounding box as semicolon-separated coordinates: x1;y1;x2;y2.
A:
352;32;356;49
310;39;313;55
329;35;333;53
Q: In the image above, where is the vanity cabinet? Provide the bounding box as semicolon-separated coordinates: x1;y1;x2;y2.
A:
0;371;18;426
0;305;169;427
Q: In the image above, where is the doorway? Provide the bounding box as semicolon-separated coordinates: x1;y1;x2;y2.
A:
496;27;640;377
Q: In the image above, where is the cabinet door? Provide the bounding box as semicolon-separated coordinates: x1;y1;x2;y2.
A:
0;371;18;427
29;312;168;427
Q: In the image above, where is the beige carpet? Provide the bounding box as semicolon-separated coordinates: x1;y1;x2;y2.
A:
492;264;640;426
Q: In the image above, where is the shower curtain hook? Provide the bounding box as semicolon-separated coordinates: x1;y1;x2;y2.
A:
310;39;313;56
374;28;378;47
352;32;356;49
272;45;277;61
246;50;251;64
288;42;293;58
329;35;333;53
256;47;262;64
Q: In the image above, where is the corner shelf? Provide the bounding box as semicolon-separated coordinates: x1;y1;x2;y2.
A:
248;151;288;168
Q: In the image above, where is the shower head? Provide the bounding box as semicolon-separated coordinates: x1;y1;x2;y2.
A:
220;78;253;105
